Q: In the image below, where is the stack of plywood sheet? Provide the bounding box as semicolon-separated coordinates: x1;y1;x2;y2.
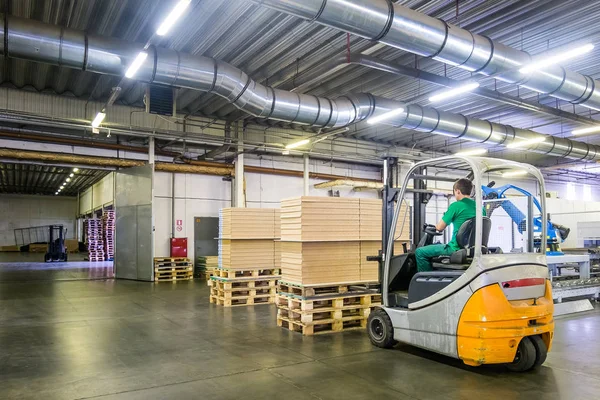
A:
212;208;282;307
279;197;410;285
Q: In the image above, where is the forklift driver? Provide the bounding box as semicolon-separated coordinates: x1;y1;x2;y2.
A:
415;178;481;272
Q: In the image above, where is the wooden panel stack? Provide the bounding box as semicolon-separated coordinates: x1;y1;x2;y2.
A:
279;197;410;285
212;208;281;307
85;219;105;262
102;210;115;261
154;257;193;282
198;256;218;283
277;196;410;334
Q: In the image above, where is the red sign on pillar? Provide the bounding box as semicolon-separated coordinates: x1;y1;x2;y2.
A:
176;219;183;232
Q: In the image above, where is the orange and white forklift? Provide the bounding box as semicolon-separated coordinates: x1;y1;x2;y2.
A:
367;156;554;371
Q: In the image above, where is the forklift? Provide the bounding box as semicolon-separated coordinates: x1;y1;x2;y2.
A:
44;225;68;262
367;156;554;372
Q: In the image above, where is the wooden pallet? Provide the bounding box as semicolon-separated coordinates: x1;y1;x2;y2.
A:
277;315;367;335
278;304;371;324
154;275;194;283
154;257;190;262
214;267;281;279
278;280;379;299
211;285;277;298
275;292;381;312
155;265;193;272
210;293;275;307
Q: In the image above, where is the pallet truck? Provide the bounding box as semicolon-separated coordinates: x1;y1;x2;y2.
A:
44;225;68;262
367;156;554;371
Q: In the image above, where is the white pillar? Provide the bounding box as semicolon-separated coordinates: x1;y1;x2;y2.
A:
303;154;310;196
148;136;155;164
235;124;245;207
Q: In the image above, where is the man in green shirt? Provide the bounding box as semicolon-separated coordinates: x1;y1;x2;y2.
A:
415;178;478;272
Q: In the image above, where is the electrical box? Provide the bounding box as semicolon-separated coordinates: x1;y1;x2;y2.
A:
170;237;188;258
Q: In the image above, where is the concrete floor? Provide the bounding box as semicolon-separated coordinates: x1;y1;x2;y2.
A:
0;278;599;400
0;252;114;281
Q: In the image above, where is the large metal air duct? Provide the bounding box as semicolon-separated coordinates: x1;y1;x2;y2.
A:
1;14;599;161
255;0;600;111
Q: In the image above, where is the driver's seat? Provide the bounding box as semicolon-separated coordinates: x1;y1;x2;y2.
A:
431;216;492;270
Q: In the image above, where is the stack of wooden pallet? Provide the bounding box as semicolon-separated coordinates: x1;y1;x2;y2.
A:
102;210;115;261
85;219;104;262
276;281;381;335
211;208;281;306
209;267;280;307
279;197;409;285
154;257;193;282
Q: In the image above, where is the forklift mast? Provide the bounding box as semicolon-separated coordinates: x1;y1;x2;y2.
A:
380;157;399;282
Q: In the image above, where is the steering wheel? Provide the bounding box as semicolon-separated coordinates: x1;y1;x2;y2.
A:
423;224;442;236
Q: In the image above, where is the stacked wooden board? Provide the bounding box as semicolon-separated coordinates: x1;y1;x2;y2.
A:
212;208;281;307
276;281;381;335
103;210;115;261
279;197;410;285
85;219;104;261
154;257;193;282
218;208;279;270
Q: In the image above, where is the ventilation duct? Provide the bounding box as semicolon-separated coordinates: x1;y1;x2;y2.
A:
255;0;600;111
0;14;599;161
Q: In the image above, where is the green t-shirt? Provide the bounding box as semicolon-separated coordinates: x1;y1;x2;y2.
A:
442;198;482;251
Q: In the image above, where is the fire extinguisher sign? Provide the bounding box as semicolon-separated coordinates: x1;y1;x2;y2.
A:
176;219;183;232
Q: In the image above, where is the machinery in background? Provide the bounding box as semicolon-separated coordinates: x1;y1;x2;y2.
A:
482;182;570;255
44;225;67;262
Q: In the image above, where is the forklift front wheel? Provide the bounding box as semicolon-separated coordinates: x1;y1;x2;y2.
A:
368;308;397;349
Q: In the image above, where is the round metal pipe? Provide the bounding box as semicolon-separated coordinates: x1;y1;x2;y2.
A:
1;14;600;161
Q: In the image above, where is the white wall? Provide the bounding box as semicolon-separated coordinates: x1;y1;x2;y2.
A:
546;198;600;248
0;194;77;246
79;173;115;215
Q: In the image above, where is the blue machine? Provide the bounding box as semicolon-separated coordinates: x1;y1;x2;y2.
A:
481;182;570;256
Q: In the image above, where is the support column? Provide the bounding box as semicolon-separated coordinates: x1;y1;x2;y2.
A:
303;154;310;196
235;123;245;207
148;137;155;164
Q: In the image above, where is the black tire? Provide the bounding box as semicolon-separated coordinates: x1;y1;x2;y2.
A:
367;308;397;349
529;335;548;369
506;337;537;372
62;253;68;262
44;253;51;263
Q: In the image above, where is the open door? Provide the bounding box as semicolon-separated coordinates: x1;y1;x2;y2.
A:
115;165;154;281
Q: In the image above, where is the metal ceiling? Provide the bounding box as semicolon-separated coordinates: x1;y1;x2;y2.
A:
0;163;109;196
2;0;600;161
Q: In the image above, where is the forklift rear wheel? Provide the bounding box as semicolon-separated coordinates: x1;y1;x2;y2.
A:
529;335;548;369
506;337;536;372
368;308;397;348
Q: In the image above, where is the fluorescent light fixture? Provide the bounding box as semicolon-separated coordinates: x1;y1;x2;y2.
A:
73;168;79;173
367;108;405;125
66;178;71;183
69;173;74;178
506;137;546;149
519;43;595;74
503;170;528;178
91;112;106;128
429;82;480;102
60;186;64;189
156;0;191;36
455;148;488;156
285;139;310;149
572;125;600;136
125;51;148;78
55;192;58;195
